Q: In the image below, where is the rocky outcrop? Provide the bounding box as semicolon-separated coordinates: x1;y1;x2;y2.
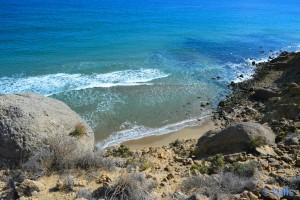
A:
251;88;280;101
0;93;94;163
195;122;276;157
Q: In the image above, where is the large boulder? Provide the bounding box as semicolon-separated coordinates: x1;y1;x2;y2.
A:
195;122;275;157
0;93;94;163
251;88;280;101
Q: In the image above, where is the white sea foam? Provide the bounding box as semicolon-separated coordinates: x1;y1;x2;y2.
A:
0;69;169;96
97;114;211;149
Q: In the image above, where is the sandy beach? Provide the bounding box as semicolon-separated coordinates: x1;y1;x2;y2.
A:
122;117;216;150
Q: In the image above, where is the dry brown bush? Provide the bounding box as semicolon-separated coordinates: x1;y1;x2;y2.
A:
95;173;157;200
21;136;115;179
181;172;257;200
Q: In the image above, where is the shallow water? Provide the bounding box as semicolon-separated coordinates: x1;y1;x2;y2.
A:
0;0;300;147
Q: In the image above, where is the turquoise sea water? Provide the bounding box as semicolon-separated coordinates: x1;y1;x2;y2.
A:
1;0;300;147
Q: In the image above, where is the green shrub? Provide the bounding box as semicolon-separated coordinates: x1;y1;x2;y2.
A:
110;145;133;158
210;153;225;173
224;161;258;177
140;160;154;171
215;154;225;168
190;162;213;175
249;138;266;150
170;139;181;147
71;123;87;137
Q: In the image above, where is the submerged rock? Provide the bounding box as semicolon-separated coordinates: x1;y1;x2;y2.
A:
0;93;94;163
195;122;275;157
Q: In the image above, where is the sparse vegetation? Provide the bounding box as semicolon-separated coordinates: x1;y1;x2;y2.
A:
190;161;213;175
140;160;155;171
191;154;225;175
102;173;157;200
224;161;258;178
209;153;225;173
170;139;181;147
71;123;87;137
21;136;115;179
181;172;256;200
249;138;266;150
109;145;133;158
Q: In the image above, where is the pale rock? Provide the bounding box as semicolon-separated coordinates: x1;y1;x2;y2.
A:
280;154;293;163
256;145;277;156
74;178;88;187
0;93;94;163
196;122;275;157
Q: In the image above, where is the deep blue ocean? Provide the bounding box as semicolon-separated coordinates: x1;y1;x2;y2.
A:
1;0;300;147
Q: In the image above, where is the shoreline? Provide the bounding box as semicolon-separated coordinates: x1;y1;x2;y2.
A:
116;50;300;150
122;118;217;150
1;51;299;199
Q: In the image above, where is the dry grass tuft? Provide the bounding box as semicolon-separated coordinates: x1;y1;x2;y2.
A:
102;173;157;200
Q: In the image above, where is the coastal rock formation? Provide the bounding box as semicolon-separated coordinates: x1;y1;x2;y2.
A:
251;87;280;101
0;93;94;163
195;122;275;157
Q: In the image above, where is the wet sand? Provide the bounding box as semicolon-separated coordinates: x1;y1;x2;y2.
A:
122;118;216;150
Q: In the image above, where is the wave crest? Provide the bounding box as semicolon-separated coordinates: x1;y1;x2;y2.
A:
0;69;169;96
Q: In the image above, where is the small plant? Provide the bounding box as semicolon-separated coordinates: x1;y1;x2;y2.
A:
111;145;133;158
140;160;154;171
170;139;181;147
249;138;266;150
232;161;257;177
180;172;256;199
215;154;225;168
103;173;157;200
190;162;213;175
210;153;225;173
71;123;87;137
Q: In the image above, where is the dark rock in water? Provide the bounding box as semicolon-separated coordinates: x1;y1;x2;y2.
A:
195;122;275;157
252;61;256;65
251;87;280;101
218;101;225;106
239;74;244;78
0;93;95;164
212;76;221;80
